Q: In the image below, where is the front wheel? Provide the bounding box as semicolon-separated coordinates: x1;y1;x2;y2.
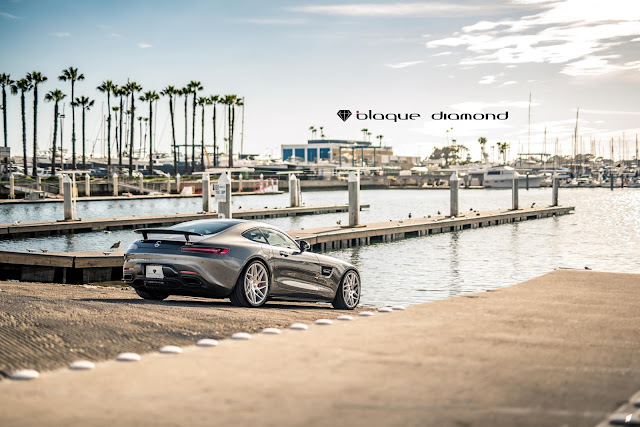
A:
135;289;169;301
230;260;270;307
332;270;360;310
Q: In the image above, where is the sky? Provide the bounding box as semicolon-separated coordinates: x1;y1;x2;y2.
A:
1;0;639;162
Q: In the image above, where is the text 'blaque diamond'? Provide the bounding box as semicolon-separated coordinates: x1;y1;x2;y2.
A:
337;110;352;122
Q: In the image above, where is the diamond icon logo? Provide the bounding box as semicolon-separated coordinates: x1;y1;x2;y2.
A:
337;110;352;122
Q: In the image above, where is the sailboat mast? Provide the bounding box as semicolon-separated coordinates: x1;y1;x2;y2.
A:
527;93;531;158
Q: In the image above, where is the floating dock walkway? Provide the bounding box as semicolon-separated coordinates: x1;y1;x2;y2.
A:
0;205;573;284
0;204;369;240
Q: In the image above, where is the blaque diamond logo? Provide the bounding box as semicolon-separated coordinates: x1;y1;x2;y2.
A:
337;110;352;122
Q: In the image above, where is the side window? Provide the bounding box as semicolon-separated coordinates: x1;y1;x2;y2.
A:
260;228;299;250
242;229;268;244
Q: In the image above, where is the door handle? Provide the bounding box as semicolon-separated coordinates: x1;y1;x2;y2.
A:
279;251;289;257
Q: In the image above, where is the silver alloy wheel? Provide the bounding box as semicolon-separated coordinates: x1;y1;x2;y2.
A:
244;262;269;306
342;271;360;308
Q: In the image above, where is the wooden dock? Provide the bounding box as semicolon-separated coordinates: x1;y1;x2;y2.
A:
0;205;573;284
0;204;369;239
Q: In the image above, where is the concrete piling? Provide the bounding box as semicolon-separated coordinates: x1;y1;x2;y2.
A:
166;175;171;193
138;174;144;194
238;174;243;193
176;174;181;194
348;171;360;227
112;173;119;197
289;174;301;207
217;172;232;218
36;176;41;192
58;175;64;195
84;174;90;197
63;175;74;220
610;173;614;191
512;172;519;210
9;173;15;199
450;172;459;217
202;173;211;212
552;173;559;207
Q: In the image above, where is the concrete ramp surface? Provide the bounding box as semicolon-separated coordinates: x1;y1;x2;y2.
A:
1;270;639;427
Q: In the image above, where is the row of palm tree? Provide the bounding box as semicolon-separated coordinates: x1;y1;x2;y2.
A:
1;69;243;178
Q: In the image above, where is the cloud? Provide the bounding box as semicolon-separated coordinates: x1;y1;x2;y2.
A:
449;101;539;112
291;3;521;17
426;0;640;77
0;11;18;19
432;51;452;57
110;33;123;38
501;81;518;86
478;75;496;84
137;42;152;48
384;60;423;69
97;24;111;30
580;109;640;116
240;18;306;25
51;32;70;37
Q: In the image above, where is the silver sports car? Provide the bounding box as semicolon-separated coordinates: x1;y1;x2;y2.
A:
123;219;361;309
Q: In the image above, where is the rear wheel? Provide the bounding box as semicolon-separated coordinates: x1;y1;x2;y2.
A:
332;270;360;310
230;260;270;307
135;289;169;301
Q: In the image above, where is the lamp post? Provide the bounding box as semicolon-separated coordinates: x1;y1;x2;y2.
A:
59;113;65;171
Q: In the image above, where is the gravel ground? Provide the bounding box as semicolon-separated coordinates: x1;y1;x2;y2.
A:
0;281;363;379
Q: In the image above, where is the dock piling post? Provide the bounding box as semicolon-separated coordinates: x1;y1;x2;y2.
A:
176;174;181;194
112;173;119;197
217;172;232;218
552;173;559;206
238;174;243;193
260;173;264;191
202;173;211;212
138;174;144;194
289;174;300;207
36;176;41;192
63;175;74;220
526;174;530;190
166;175;171;193
610;173;614;191
450;172;459;217
348;171;360;226
512;172;519;210
9;173;15;199
84;173;90;197
58;175;64;195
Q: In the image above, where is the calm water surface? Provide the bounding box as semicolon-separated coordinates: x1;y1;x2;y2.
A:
1;188;639;307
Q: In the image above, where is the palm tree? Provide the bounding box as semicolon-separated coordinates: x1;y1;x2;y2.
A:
367;132;372;142
0;74;14;148
124;81;142;176
319;126;324;139
180;86;190;174
26;71;48;177
497;142;510;164
114;85;128;167
224;94;238;168
160;86;179;174
197;96;210;171
140;90;160;175
210;95;220;167
376;134;384;146
309;126;316;139
58;67;84;169
478;137;487;163
97;80;115;170
44;90;66;176
361;128;368;142
10;78;32;174
74;96;94;170
188;81;203;171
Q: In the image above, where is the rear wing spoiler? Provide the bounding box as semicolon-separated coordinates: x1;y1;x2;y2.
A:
134;229;203;242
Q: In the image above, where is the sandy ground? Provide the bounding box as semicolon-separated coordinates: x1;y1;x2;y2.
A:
0;281;361;378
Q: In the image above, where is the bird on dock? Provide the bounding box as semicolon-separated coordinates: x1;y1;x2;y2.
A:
102;230;112;234
12;221;20;226
26;248;36;253
408;213;412;218
336;220;342;225
41;249;48;253
531;202;536;208
470;208;473;211
437;211;441;215
109;241;121;251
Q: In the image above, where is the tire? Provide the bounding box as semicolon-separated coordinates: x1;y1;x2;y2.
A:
135;289;169;301
332;270;360;310
230;260;270;308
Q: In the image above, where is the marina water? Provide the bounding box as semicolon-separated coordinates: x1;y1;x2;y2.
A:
1;188;639;307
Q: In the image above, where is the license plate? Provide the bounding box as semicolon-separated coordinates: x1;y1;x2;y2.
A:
146;265;164;279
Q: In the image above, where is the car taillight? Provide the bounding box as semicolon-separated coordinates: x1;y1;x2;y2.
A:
180;246;229;255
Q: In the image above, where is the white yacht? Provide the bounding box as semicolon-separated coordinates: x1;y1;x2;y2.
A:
483;166;544;188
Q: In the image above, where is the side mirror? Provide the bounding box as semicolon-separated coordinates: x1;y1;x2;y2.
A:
299;240;311;252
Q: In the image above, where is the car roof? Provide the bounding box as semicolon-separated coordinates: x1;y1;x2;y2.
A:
170;219;283;234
